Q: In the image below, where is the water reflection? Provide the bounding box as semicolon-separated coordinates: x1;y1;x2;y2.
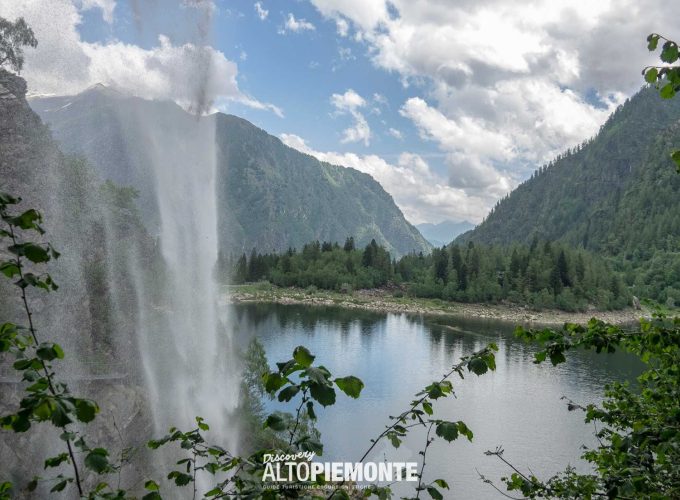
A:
230;303;641;499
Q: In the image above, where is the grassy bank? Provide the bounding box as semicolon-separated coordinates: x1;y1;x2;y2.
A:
223;283;649;326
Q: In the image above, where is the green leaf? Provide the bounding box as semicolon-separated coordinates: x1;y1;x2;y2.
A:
435;421;459;442
468;357;488;375
644;67;658;84
660;82;676;99
50;478;71;493
309;381;336;407
34;398;57;421
647;33;659;51
26;478;38;492
549;350;566;366
306;401;316;420
427;486;443;500
424;381;452;399
0;261;20;278
7;209;43;232
168;471;192;487
13;358;38;371
0;192;19;205
44;453;69;469
196;416;209;431
305;366;331;385
263;372;287;393
75;399;99;423
84;448;110;473
264;414;287;432
387;432;401;448
661;41;679;63
422;401;433;415
335;376;364;398
144;480;160;492
277;384;300;402
298;435;324;455
671;150;680;172
9;413;31;432
293;345;315;367
36;343;64;361
534;351;547;364
8;243;50;263
141;493;162;500
457;421;473;441
433;479;449;489
26;378;48;393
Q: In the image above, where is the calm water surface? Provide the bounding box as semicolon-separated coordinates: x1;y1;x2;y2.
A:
230;303;641;499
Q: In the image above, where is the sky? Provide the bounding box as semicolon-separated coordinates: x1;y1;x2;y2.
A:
1;0;678;225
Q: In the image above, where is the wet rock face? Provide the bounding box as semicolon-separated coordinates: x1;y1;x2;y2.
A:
0;69;27;99
0;71;157;497
0;381;153;498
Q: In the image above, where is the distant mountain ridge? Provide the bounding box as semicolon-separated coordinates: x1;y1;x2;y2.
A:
30;87;431;257
456;86;680;302
417;220;475;247
457;86;680;253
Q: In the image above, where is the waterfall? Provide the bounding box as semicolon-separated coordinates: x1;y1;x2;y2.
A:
129;108;239;449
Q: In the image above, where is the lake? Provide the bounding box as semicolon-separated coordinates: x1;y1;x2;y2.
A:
230;303;641;499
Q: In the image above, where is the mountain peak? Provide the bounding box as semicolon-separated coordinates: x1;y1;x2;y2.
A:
81;82;125;98
29;91;432;256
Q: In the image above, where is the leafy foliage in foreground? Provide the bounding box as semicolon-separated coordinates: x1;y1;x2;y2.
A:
484;315;680;499
222;237;629;311
0;16;37;74
0;192;128;498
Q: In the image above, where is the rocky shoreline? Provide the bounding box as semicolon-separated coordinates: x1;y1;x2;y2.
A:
224;286;649;326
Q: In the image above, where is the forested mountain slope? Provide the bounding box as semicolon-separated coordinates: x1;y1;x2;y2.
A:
458;86;680;252
457;86;680;302
30;88;431;257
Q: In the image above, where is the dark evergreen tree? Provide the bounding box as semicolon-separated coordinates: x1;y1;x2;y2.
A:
343;237;355;252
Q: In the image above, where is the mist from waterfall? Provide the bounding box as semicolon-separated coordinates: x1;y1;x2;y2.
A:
114;0;240;457
0;3;242;493
130;109;239;444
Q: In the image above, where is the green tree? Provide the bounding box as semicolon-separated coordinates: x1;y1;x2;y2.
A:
0;16;37;73
488;316;680;499
234;253;247;283
343;236;355;251
557;250;571;287
433;246;449;284
643;33;680;169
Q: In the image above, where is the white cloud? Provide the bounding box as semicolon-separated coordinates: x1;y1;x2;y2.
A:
279;13;315;34
331;88;365;110
400;96;514;194
335;17;349;37
388;128;403;140
338;46;354;61
0;0;281;116
309;0;679;212
310;0;388;31
280;133;490;224
373;92;388;106
76;0;115;23
254;2;268;20
330;89;371;146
